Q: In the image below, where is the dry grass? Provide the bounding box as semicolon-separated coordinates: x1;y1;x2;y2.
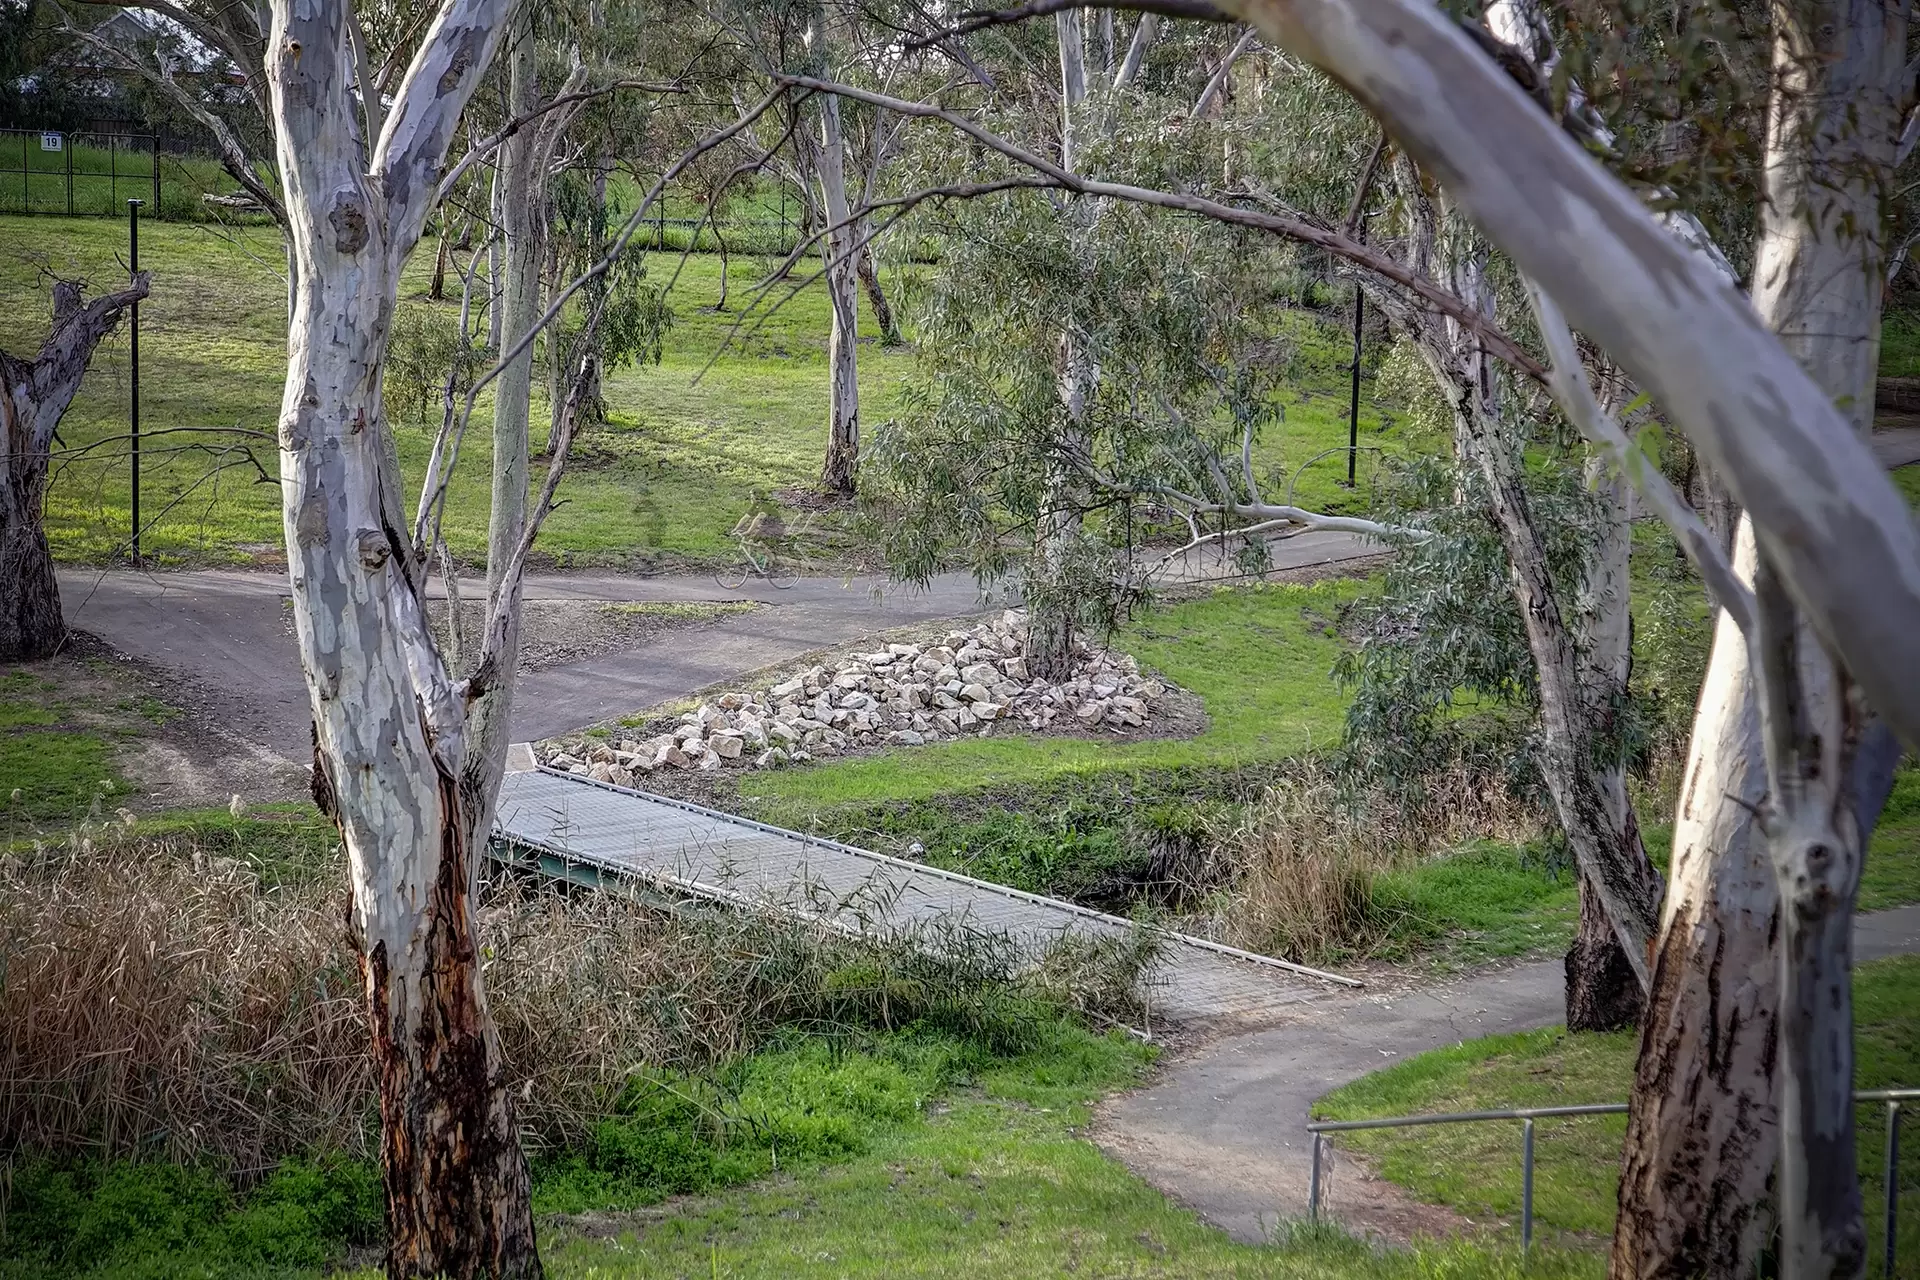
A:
1195;763;1539;961
0;824;1082;1180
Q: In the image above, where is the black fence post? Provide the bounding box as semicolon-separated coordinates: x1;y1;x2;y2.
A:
65;134;74;215
128;198;142;565
151;136;160;212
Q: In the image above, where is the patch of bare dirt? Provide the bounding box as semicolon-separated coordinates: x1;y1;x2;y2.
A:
27;633;310;813
276;598;761;673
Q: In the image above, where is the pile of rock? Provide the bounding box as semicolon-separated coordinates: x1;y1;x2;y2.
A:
539;610;1168;783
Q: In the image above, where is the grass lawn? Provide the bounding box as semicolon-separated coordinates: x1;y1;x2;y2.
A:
1314;954;1920;1267
2;212;1399;572
0;216;909;569
0;664;148;826
737;579;1365;816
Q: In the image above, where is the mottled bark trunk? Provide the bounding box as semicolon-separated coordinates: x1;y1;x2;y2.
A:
264;1;535;1275
0;278;147;663
1461;406;1662;988
1565;459;1644;1030
1567;868;1645;1032
0;495;63;662
1613;5;1905;1273
816;90;860;496
1404;223;1662;993
1614;523;1779;1279
855;241;900;346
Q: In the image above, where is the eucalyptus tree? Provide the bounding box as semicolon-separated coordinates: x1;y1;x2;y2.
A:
0;276;150;663
261;0;542;1270
1609;4;1913;1273
1172;2;1915;1273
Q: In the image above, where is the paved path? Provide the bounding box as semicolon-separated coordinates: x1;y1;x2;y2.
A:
495;765;1354;1023
1095;903;1920;1244
1873;425;1920;469
57;529;1379;754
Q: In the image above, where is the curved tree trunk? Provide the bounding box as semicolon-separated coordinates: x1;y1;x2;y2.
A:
0;277;149;663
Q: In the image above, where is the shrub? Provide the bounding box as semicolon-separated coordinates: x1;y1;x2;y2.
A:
1195;763;1535;962
0;821;1135;1180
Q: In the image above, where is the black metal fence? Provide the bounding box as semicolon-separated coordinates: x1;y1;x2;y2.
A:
0;128;161;216
1307;1089;1917;1270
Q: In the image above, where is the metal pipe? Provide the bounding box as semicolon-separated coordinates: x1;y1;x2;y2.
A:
65;133;73;215
1521;1117;1535;1252
1888;1100;1902;1279
1308;1133;1322;1221
128;198;142;565
1307;1102;1628;1133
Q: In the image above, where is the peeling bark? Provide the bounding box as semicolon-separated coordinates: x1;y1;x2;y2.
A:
0;277;150;663
264;0;536;1275
816;86;861;496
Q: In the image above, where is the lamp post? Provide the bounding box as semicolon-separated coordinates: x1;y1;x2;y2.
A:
128;197;142;565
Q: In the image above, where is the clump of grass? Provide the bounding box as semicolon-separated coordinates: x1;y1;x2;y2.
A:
0;820;1129;1181
597;600;757;621
1196;763;1538;963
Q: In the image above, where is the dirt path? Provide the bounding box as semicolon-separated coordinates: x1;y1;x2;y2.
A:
1094;904;1920;1245
55;529;1382;763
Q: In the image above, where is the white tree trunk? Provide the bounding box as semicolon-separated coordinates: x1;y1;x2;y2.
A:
1222;0;1920;750
1613;520;1779;1278
265;1;536;1274
1614;5;1907;1274
468;10;540;807
816;87;861;495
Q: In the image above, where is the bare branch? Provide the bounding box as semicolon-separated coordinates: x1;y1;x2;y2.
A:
437;78;688;203
918;0;1231;49
1340;130;1388;238
779;75;1549;382
372;0;519;270
412;90;786;558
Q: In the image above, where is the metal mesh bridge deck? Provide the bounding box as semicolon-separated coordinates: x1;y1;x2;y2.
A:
494;766;1355;1024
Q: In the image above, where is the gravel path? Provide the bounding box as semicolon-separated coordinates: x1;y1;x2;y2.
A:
1094;904;1920;1245
56;529;1382;758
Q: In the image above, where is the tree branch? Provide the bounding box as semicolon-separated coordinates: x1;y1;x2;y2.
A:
779;75;1549;382
1221;0;1920;750
1523;281;1757;639
372;0;520;272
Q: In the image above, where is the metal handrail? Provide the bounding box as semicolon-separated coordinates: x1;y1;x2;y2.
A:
529;765;1365;987
1306;1089;1915;1264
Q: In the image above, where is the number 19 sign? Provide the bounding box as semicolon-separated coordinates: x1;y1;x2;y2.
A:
39;132;62;152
